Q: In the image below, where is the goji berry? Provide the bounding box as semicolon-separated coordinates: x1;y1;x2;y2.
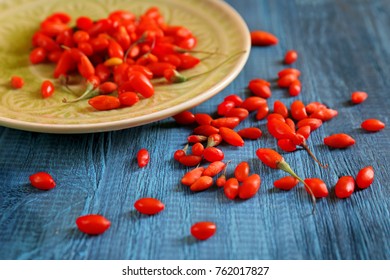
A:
217;100;235;116
190;221;216;240
290;100;307;121
119;92;140;107
238;174;261;199
356;166;374;189
250;30;278;46
178;155;202;167
277;138;297;152
304;178;329;198
273;100;288;118
190;176;213;192
76;214;111;235
361;119;385;132
202;161;226;177
278;68;301;78
187;135;207;143
241;96;267;112
256;103;269;120
172;111;195;125
234;161;250;182
191;142;204;156
41;80;55;98
10;76;24;89
225;108;249;121
273;176;299;191
296;118;323;131
219;127;244;147
237;127;262;140
88;95;121;111
334;176;355;198
134;198;165;215
29;172;56;190
224;178;239;200
324;133;355;149
194;113;213;125
224;94;243;106
193;125;219;137
181;167;205;186
210;117;240;129
289;80;301;96
284;50;298;64
248;79;272;98
351;91;368;104
203;147;224;162
137;148;150;168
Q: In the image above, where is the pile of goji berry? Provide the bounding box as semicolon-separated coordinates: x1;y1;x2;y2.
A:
14;8;201;110
25;15;386;241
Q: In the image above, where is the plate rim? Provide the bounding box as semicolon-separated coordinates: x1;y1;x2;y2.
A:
0;0;251;134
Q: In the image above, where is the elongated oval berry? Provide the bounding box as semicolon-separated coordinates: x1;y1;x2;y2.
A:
203;147;224;162
219;127;244;147
289;80;301;96
324;133;355;149
248;79;272;98
173;111;195;125
356;166;374;189
273;176;299;191
190;176;213;192
296;118;323;131
224;178;239;200
88;95;121;111
191;142;204;156
278;68;301;78
137;148;150;168
134;198;165;215
29;172;56;190
304;178;328;198
361;119;385;132
194;113;213;125
290;100;307;121
76;214;111;235
181;167;205;186
41;80;55;98
237;127;262;140
225;108;249;121
351;91;368;104
250;30;278;46
178;155;202;166
193;125;219;136
202;161;226;177
240;96;267;112
210;117;240;129
191;221;216;240
273;100;288;118
334;176;355;198
238;174;261;199
310;108;338;121
277;138;297;152
234;161;250;182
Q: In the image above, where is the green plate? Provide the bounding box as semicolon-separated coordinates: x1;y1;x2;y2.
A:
0;0;250;133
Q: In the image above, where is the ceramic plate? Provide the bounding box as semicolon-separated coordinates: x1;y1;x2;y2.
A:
0;0;250;133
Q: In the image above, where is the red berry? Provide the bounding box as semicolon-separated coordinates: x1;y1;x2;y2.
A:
76;214;111;235
190;221;216;240
134;198;165;215
29;172;56;190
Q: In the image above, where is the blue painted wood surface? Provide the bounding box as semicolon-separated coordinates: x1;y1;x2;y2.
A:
1;0;389;260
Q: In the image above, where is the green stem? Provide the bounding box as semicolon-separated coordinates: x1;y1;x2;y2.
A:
62;82;98;104
301;141;328;169
186;50;247;80
277;160;317;214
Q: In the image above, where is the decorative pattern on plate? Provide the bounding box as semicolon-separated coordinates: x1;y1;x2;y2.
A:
0;0;250;133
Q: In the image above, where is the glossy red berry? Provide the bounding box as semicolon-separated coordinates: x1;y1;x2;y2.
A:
29;172;56;190
191;221;217;240
76;214;111;235
134;198;165;215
